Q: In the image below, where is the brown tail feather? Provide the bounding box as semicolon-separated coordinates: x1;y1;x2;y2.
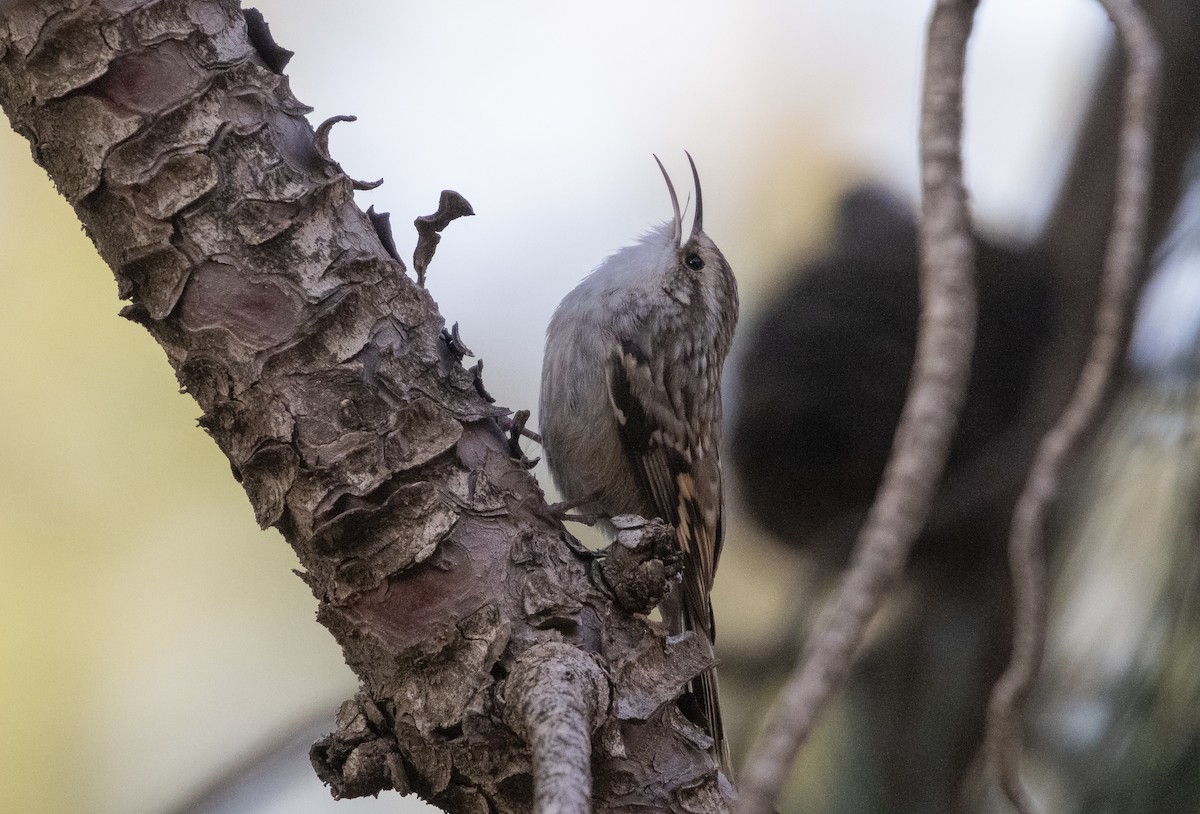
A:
690;664;731;775
664;589;730;775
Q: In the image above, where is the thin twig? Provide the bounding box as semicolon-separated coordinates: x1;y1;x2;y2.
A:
505;643;608;814
734;2;980;811
983;2;1161;812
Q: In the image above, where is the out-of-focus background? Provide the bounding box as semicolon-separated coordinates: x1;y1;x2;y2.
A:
9;1;1196;812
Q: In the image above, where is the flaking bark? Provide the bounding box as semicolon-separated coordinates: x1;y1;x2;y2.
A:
0;2;731;811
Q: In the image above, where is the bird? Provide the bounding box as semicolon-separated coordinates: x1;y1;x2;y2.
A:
539;154;739;772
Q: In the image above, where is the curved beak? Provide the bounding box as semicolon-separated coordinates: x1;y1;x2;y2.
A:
654;154;683;248
686;151;703;239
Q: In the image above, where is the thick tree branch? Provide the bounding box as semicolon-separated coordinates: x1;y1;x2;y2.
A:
0;2;730;811
734;2;980;811
983;2;1161;812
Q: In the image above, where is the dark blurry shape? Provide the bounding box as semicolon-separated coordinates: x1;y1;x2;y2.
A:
733;186;1055;571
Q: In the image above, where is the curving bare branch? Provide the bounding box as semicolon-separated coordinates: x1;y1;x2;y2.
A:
734;2;981;811
983;2;1161;811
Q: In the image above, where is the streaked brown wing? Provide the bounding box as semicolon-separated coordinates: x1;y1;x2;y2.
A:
606;339;724;639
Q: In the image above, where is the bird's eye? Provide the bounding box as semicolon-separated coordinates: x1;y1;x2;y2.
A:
685;253;705;270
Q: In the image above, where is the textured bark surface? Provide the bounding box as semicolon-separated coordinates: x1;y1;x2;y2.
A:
0;2;730;811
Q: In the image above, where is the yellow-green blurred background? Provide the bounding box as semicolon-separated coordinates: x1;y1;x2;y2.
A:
0;1;1112;811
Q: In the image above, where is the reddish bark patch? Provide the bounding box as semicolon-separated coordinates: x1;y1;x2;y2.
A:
92;40;204;115
178;261;302;348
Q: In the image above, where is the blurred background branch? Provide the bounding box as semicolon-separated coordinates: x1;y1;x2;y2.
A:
985;1;1161;811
